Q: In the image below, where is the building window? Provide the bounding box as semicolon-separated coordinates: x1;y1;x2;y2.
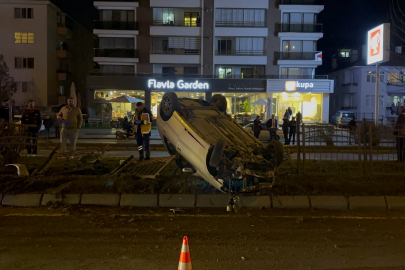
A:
380;71;384;82
15;57;34;69
366;95;372;107
215;37;266;55
215;9;266;27
388;72;403;83
379;96;384;107
340;51;350;57
17;82;30;92
14;8;33;19
184;67;198;75
281;67;314;79
100;10;134;22
15;32;34;44
282;40;316;52
60;86;64;95
282;13;317;24
367;71;376;83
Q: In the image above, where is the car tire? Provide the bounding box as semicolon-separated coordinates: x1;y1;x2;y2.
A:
209;139;225;167
266;140;284;166
210;94;227;112
160;92;179;121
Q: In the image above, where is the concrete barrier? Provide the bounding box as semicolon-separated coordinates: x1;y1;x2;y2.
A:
385;196;405;210
272;196;310;209
241;196;271;208
310;196;348;210
63;194;81;205
121;194;158;207
81;194;120;206
197;194;229;208
2;194;42;207
349;196;387;210
41;194;63;206
159;194;195;208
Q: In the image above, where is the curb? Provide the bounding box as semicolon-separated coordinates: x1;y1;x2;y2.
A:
1;194;404;210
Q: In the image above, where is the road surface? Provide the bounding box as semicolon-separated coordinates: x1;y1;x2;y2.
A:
1;206;405;269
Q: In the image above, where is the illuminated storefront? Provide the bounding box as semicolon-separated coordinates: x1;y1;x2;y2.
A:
267;79;334;123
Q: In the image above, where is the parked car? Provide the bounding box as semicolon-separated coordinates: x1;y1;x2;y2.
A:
156;92;284;193
331;111;355;127
243;122;281;142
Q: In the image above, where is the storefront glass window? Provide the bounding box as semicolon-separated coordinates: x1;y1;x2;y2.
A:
273;93;323;122
94;90;145;119
151;92;206;118
212;92;267;120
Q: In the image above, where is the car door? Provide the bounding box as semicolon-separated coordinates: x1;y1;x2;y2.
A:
260;124;269;141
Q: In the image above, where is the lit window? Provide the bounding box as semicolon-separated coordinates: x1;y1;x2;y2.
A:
15;32;34;44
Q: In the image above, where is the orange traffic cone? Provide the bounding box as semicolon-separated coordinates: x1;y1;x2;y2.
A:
178;236;192;270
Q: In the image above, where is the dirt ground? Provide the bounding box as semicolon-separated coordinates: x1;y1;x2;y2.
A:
1;206;405;270
0;156;404;196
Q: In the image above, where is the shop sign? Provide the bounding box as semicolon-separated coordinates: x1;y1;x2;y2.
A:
227;82;265;91
285;81;314;92
367;23;390;65
148;79;209;90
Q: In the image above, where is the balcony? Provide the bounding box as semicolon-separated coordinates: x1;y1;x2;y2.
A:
278;51;322;60
150;21;201;36
57;22;73;37
93;0;138;8
88;72;329;79
150;0;201;8
279;23;323;33
215;50;266;56
280;0;321;4
94;49;139;58
57;70;69;81
57;50;70;58
150;48;200;55
215;21;266;27
94;21;138;31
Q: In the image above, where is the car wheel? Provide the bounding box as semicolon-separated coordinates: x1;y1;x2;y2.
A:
209;139;226;167
160;92;179;121
210;94;227;112
175;153;187;169
266;140;284;166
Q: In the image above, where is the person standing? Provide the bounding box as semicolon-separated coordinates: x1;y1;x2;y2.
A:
266;114;278;141
394;107;405;162
253;115;261;139
289;117;297;145
57;96;82;152
134;102;153;161
43;116;52;139
0;99;11;124
284;109;289;119
348;117;357;145
282;116;290;145
21;100;42;156
287;107;293;120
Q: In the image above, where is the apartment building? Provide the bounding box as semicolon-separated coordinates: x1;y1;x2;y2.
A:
329;46;405;124
88;0;333;122
0;0;94;107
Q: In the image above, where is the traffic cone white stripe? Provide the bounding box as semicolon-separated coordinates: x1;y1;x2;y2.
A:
181;244;189;253
178;262;192;270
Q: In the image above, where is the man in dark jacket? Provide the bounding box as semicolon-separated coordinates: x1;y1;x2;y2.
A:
282;116;290;145
289;117;297;145
266;114;278;141
287;107;293;120
43;116;52;139
21;100;42;156
253;115;261;139
134;102;153;161
0;99;11;124
348;117;357;145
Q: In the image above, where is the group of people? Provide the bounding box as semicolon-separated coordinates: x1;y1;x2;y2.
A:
253;109;302;145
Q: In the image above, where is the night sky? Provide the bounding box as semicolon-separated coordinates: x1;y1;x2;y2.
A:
51;0;397;74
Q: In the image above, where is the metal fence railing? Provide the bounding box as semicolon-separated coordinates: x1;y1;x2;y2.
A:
152;20;201;27
215;21;267;27
278;51;322;60
281;119;405;178
279;23;323;33
215;50;267;56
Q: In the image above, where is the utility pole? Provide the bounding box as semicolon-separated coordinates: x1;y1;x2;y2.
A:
375;62;380;125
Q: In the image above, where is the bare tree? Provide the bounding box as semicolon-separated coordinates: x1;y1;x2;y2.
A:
389;0;405;44
0;54;17;101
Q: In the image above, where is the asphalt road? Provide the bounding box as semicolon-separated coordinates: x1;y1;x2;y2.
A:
1;206;405;270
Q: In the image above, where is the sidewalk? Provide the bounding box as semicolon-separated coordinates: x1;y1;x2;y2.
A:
38;127;162;140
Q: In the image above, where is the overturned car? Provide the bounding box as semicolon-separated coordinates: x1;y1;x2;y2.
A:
156;92;284;193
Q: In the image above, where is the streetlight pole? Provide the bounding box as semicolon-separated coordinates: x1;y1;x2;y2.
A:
375;62;380;125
